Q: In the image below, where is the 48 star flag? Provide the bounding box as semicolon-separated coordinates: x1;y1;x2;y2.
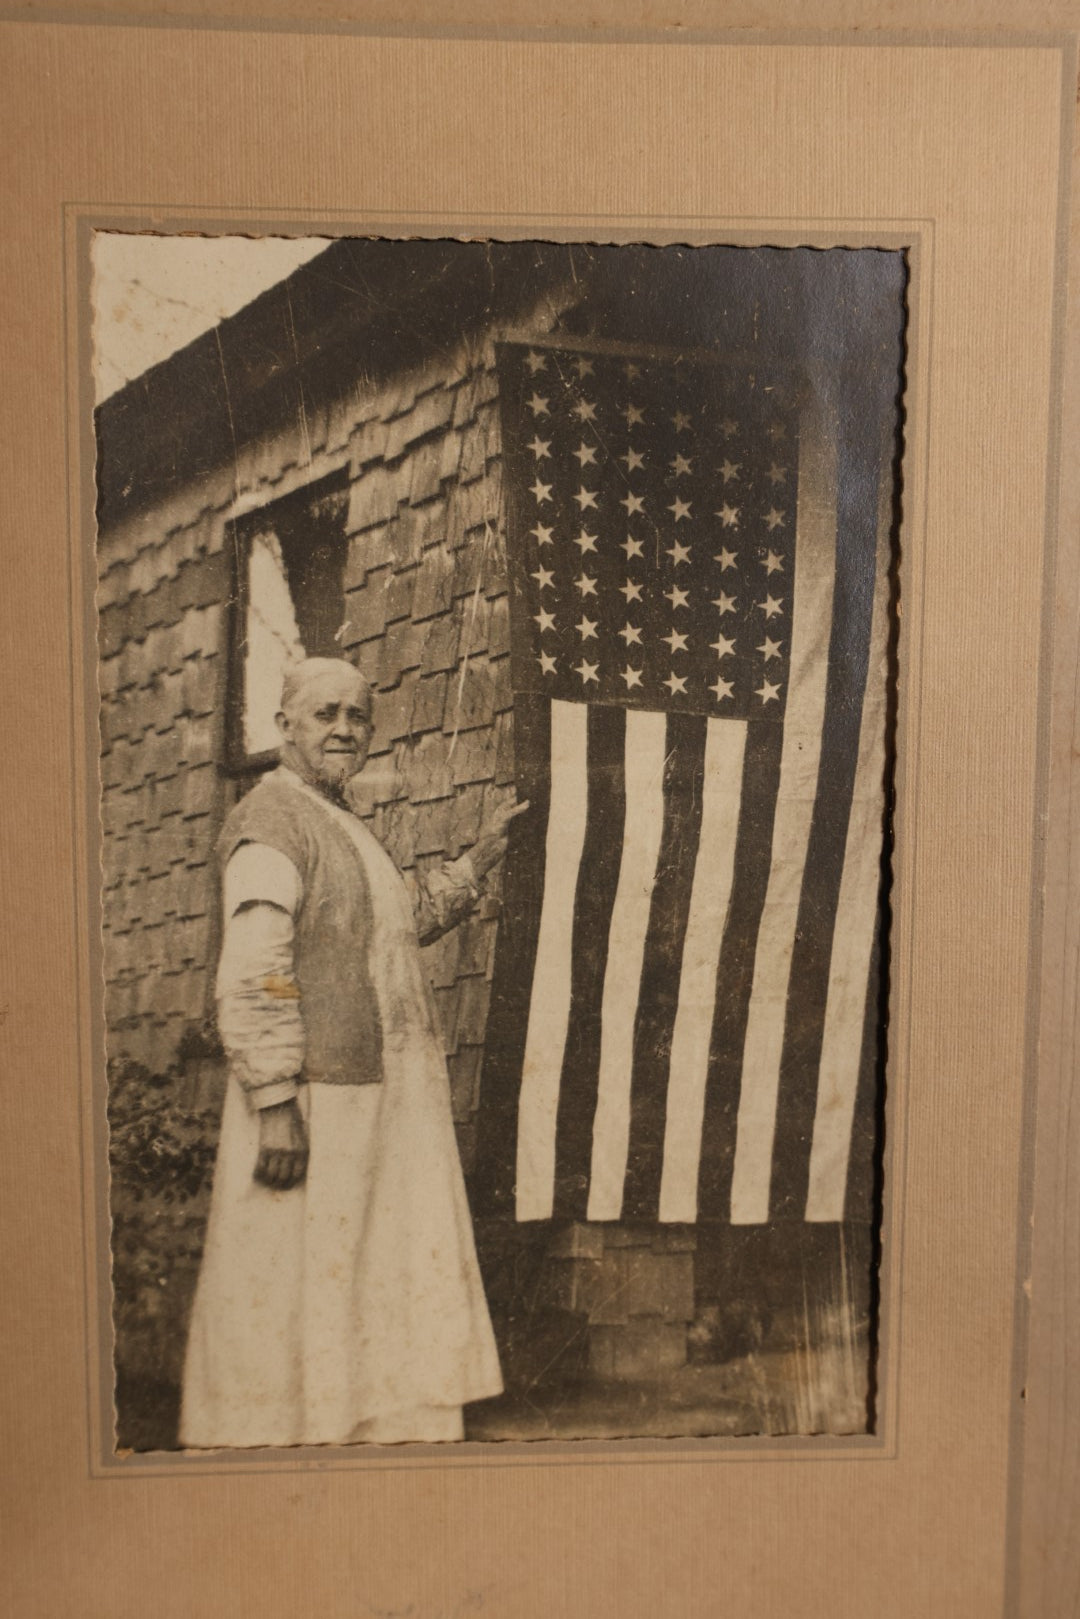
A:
473;339;892;1226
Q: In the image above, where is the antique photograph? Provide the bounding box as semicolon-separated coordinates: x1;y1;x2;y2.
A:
93;233;905;1451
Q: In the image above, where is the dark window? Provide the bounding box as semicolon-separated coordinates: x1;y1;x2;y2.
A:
226;468;350;774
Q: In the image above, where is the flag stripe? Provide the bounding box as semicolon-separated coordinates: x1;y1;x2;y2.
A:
470;692;552;1216
804;443;893;1221
770;407;884;1218
515;699;590;1220
623;711;710;1220
552;705;629;1218
586;709;669;1220
695;720;785;1219
730;405;838;1225
658;716;748;1223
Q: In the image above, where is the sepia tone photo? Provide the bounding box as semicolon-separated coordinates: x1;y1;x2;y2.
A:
93;233;905;1452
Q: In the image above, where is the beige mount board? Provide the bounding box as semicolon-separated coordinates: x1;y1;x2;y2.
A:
1;8;1077;1618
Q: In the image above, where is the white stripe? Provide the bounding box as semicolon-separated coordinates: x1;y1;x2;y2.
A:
730;405;838;1225
658;717;748;1222
514;700;589;1220
586;709;669;1221
805;456;892;1221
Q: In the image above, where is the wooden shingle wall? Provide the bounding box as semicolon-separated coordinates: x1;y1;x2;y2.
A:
97;323;535;1164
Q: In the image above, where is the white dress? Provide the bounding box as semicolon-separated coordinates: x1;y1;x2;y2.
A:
179;771;502;1449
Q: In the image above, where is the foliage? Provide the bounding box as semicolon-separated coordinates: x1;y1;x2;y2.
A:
108;1057;217;1206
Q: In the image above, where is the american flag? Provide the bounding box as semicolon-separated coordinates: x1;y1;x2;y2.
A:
473;340;890;1226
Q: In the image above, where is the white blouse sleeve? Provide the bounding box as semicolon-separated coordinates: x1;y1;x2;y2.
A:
216;842;305;1110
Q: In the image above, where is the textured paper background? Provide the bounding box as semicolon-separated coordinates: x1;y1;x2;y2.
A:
0;18;1074;1619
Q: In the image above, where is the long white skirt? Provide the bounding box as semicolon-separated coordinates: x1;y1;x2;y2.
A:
180;1055;502;1449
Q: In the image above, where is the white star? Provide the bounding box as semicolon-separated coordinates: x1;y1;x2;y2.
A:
575;658;599;685
665;585;690;611
624;403;645;426
527;393;550;416
668;497;692;522
531;565;555;591
760;595;784;619
758;637;783;660
668;540;691;567
575;573;598;597
720;459;740;482
574;486;598;511
671;453;692;477
663;629;689;653
573;441;598;467
621;666;644;689
711;634;736;658
717;504;740;528
625;362;642;381
527;435;551;459
621;492;645;516
530;478;552;503
757;679;782;703
768;462;788;485
574;356;595;378
767;422;787;442
720;417;738;437
525;350;546;374
765;508;786;531
574;529;598;554
622;447;645;472
622;535;644;560
534;607;556;633
664;672;688;696
672;410;692;432
764;550;784;573
538;651;558;676
618;623;642;645
576;615;599;640
620;579;643;603
530;523;554;547
572;398;597;422
713;591;737;614
711;676;734;701
715;546;738;570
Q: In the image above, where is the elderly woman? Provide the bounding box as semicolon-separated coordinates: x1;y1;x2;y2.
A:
180;658;524;1449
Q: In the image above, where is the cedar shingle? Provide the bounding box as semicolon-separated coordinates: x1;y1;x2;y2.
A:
179;602;224;661
491;656;513;714
444;660;495;732
349;414;390;471
446;476;499;548
347;566;393;643
448;725;497;787
457;915;496;979
176;713;217;768
432;982;461;1055
383;385;456;462
407;437;447;506
459;405;500;482
410;671;449;735
348;463;404;533
406;732;453;803
418;611;461;677
456;977;491;1047
384;565;417;624
377;618;425;692
181;762;219;820
412;798;453;858
449;1046;482;1123
488;595;511;657
494;711;517;786
343;525;392;590
425;929;461;992
412;547;456;622
446;784;484;856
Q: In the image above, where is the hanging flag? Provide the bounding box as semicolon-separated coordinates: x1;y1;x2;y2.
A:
473;340;891;1226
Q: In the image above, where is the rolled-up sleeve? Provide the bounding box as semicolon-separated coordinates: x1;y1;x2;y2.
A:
216;842;305;1110
408;853;481;945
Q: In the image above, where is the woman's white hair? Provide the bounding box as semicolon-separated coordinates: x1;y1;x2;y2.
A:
279;657;372;716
